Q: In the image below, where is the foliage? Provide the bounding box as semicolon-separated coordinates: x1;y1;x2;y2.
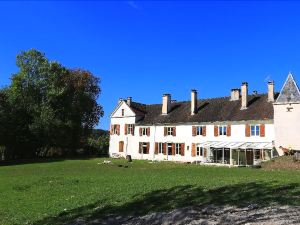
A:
0;159;300;225
85;129;109;156
0;49;103;159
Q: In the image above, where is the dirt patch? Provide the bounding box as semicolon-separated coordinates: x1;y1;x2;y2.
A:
261;156;300;170
73;204;300;225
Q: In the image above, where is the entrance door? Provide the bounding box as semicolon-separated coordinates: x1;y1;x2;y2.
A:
246;149;253;165
167;143;173;155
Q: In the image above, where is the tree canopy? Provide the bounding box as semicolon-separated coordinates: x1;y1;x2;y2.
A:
0;49;104;159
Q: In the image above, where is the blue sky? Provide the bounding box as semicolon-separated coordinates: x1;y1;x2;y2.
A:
1;1;300;129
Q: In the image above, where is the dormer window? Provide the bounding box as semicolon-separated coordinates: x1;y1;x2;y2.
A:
122;109;125;116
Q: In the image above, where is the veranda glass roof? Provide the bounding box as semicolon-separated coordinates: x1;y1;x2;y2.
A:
198;141;273;149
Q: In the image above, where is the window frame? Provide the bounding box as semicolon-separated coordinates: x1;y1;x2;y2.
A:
158;143;164;154
167;127;174;136
142;127;148;136
196;126;204;136
112;125;118;135
121;109;125;116
175;143;181;155
218;125;227;136
196;145;203;156
250;125;260;136
127;124;134;135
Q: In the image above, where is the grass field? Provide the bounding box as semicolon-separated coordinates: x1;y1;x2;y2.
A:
0;158;300;225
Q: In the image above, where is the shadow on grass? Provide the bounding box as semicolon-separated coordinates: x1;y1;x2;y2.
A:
34;181;300;225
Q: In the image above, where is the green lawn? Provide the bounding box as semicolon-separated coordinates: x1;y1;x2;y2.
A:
0;158;300;225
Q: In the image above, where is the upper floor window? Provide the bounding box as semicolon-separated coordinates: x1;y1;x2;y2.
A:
121;109;125;116
164;127;176;136
197;126;204;136
219;125;227;136
142;128;147;136
251;125;260;136
111;124;120;135
126;124;134;135
139;127;150;136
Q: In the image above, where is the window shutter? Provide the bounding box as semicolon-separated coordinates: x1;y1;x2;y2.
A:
124;124;128;135
119;141;124;152
173;127;176;136
245;124;250;137
155;143;158;154
172;143;175;155
117;125;120;135
260;124;265;137
192;143;196;157
227;125;231;137
202;126;206;136
147;127;150;137
192;126;196;136
110;125;113;135
214;125;218;137
181;143;185;156
204;148;207;157
147;143;150;154
163;143;166;155
164;127;167;136
139;128;142;136
139;142;142;154
132;125;135;136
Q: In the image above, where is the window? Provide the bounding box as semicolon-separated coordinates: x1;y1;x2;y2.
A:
158;143;164;154
112;125;119;135
251;125;260;136
127;124;134;135
142;128;147;136
196;126;204;136
121;109;125;116
175;143;181;155
196;146;203;156
167;143;173;155
167;127;174;136
140;142;149;154
219;125;227;136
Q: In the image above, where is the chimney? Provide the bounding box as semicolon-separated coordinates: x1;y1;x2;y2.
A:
268;81;274;102
118;98;123;105
191;89;197;115
241;82;248;110
230;88;240;101
127;97;132;106
162;94;171;115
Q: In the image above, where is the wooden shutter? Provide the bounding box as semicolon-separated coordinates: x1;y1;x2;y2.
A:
192;126;196;136
139;142;142;154
110;125;113;135
147;127;150;137
214;125;218;137
163;143;166;155
227;125;231;137
202;126;206;136
245;124;250;137
181;143;185;156
119;141;124;152
147;143;150;154
124;124;128;135
164;127;167;136
204;148;207;157
192;143;196;157
132;125;135;136
139;128;142;136
117;125;120;135
172;143;175;155
155;142;158;154
260;124;265;137
173;127;176;136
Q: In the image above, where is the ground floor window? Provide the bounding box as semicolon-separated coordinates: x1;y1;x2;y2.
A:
196;146;203;156
175;143;181;155
139;142;149;154
158;143;164;154
119;141;124;152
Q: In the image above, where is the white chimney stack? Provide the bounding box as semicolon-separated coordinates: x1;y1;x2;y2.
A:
241;82;248;110
268;81;275;102
162;94;171;115
127;97;132;106
191;89;197;115
230;88;240;101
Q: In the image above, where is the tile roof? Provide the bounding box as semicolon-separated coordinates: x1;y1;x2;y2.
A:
130;93;278;125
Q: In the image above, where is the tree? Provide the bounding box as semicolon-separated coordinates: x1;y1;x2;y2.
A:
0;49;104;159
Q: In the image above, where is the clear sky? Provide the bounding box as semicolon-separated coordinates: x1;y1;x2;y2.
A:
1;1;300;130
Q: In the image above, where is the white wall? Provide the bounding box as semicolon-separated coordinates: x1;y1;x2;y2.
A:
274;103;300;153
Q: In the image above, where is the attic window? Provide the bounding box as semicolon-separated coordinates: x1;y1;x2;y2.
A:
122;109;125;116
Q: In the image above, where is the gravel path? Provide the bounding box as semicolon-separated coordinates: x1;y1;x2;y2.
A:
75;205;300;225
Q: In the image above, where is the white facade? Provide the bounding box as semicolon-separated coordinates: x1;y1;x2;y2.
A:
109;74;300;165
